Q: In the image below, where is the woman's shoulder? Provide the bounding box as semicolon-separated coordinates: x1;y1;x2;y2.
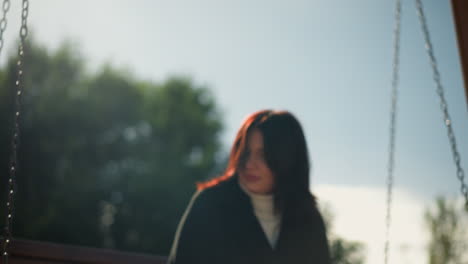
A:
191;176;241;210
288;192;325;227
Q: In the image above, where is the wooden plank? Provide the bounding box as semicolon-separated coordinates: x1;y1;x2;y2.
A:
452;0;468;109
5;257;70;264
1;239;167;264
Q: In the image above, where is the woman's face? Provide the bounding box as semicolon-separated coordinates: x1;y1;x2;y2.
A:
238;129;275;194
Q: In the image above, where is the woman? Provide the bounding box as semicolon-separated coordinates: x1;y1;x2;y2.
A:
168;110;330;264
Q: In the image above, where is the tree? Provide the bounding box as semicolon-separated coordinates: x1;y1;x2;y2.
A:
0;37;224;255
425;197;468;264
321;204;366;264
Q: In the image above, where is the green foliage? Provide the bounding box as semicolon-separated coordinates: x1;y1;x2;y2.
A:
321;204;366;264
0;37;224;255
425;197;468;264
329;238;365;264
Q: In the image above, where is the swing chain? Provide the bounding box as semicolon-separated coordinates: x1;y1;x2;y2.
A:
384;1;401;263
2;0;29;263
0;0;10;55
414;0;468;211
19;0;27;39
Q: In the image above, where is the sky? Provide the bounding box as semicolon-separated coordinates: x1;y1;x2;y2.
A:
1;0;467;263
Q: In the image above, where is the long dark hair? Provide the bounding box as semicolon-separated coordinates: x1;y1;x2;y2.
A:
197;110;315;213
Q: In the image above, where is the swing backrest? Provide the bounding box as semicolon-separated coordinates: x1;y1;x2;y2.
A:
2;239;167;264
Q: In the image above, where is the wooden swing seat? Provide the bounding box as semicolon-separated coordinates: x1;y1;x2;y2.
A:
1;239;167;264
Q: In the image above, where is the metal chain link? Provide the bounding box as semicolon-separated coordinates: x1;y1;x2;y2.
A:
414;0;468;211
384;0;401;263
2;1;29;263
0;0;10;56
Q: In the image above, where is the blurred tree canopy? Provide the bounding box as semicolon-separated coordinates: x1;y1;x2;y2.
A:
321;204;366;264
425;197;468;264
0;37;224;255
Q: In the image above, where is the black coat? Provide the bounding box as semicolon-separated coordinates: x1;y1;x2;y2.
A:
168;176;330;264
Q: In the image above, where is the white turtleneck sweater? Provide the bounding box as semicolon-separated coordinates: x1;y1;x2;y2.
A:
239;182;282;249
